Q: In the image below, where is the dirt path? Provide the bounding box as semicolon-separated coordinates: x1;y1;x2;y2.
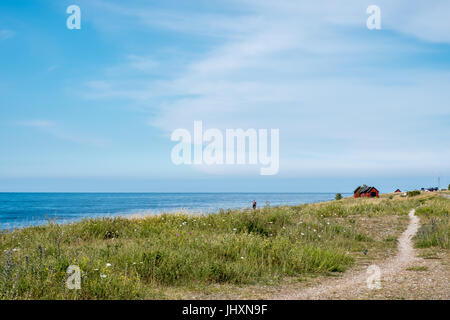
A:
274;209;422;299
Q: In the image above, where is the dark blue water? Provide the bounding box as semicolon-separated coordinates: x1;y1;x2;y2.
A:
0;193;346;230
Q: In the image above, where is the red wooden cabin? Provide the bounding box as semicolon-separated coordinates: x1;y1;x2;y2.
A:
354;185;379;198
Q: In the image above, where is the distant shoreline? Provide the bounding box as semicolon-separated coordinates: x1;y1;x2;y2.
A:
0;192;350;231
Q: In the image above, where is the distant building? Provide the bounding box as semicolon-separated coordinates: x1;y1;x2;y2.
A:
395;189;401;193
421;187;438;192
354;185;379;198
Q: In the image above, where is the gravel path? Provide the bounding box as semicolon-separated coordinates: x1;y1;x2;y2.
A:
274;209;423;299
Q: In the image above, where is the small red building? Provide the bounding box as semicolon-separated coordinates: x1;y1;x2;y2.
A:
354;185;379;198
395;189;401;193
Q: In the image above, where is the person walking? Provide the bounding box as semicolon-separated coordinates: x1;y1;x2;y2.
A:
252;200;256;210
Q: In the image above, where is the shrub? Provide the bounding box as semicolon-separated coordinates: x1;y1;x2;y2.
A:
414;217;449;249
335;193;342;200
407;190;421;197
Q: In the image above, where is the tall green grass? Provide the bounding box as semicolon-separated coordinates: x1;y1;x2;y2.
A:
414;196;449;249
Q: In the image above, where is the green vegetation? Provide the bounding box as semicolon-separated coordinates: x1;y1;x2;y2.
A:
335;193;342;200
407;190;421;197
406;266;428;272
0;193;447;299
414;196;449;249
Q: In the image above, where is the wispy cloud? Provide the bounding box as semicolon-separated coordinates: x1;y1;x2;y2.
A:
78;0;450;176
18;120;55;128
47;65;58;72
18;119;109;148
84;0;450;44
0;29;15;40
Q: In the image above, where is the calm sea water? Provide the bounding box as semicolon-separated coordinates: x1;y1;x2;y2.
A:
0;193;346;230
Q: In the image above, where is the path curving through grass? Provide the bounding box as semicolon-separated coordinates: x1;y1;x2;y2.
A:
274;209;420;299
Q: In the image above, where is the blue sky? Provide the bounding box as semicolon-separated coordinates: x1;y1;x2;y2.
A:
0;0;449;192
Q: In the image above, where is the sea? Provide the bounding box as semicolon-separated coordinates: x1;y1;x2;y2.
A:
0;193;348;230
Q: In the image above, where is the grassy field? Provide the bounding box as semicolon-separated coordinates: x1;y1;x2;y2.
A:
0;192;448;299
414;194;449;249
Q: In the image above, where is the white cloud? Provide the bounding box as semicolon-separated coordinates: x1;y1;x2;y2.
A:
80;0;450;176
